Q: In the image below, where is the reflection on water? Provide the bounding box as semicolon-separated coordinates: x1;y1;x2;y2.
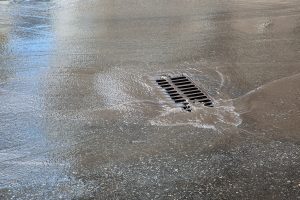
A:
0;0;300;199
0;0;10;83
0;0;67;198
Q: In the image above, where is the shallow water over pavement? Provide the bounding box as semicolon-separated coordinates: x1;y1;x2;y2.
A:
1;0;300;199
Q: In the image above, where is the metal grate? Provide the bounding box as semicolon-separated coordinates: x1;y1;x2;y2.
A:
156;75;213;112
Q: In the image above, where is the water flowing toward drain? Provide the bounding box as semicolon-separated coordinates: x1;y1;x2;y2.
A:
156;75;213;112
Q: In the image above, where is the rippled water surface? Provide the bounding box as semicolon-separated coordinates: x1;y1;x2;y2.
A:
1;0;300;199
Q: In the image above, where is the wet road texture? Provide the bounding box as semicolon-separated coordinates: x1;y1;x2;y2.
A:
0;0;300;199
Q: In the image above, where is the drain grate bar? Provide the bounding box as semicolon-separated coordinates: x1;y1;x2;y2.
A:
174;81;192;86
184;90;202;95
187;93;205;97
167;91;178;94
172;78;189;82
174;99;186;103
156;74;213;111
190;96;207;100
170;76;186;80
172;79;189;83
165;88;174;91
181;87;198;91
177;85;196;89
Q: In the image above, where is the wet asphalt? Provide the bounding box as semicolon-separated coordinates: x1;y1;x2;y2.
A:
0;0;300;199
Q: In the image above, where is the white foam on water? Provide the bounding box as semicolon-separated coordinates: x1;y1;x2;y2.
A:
150;120;217;130
149;99;242;130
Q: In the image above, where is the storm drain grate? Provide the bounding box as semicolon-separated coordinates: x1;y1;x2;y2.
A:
156;75;213;112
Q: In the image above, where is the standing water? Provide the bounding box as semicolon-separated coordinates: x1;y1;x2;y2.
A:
0;0;300;199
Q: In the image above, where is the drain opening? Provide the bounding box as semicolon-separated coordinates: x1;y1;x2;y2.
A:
156;75;213;112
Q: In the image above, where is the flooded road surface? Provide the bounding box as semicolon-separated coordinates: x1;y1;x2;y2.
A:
1;0;300;199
